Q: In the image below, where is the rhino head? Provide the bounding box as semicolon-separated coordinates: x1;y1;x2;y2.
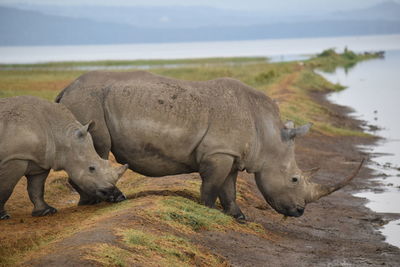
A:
255;121;363;217
59;121;128;203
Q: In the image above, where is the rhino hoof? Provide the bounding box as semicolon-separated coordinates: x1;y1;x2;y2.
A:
32;206;58;217
114;193;127;203
234;213;246;223
0;212;10;220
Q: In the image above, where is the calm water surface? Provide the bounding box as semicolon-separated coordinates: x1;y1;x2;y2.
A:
0;34;400;64
325;50;400;248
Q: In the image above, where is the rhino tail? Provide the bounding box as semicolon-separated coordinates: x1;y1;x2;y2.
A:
55;77;85;103
55;88;67;103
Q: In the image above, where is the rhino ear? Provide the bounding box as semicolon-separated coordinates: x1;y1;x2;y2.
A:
303;167;320;179
85;120;96;132
281;122;312;142
75;121;96;139
284;120;295;129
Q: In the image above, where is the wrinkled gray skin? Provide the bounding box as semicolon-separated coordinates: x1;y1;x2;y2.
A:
56;71;360;220
0;96;128;219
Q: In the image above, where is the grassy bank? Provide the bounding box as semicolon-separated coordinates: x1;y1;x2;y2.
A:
0;50;380;266
0;49;380;135
0;57;267;69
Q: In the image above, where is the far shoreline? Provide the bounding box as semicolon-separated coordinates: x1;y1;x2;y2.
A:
1;34;400;64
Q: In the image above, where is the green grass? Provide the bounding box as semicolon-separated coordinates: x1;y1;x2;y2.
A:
0;57;267;69
295;69;346;92
86;244;131;267
0;89;58;100
159;197;233;232
307;48;382;73
0;70;84;100
122;228;223;266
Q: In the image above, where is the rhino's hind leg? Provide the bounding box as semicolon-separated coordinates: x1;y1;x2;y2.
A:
26;171;57;217
0;210;10;220
218;171;246;221
68;178;101;205
199;154;234;208
0;160;28;219
90;121;112;159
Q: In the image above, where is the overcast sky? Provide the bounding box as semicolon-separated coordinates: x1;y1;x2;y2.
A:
1;0;398;13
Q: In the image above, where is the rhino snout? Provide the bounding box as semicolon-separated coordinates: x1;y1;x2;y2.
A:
294;206;305;217
96;187;127;203
281;206;305;217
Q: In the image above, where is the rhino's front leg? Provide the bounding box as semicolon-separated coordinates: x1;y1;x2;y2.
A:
199;154;234;208
68;178;102;205
218;171;246;221
0;160;28;220
26;171;57;217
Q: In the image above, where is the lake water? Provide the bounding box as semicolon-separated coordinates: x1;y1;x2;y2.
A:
324;50;400;248
0;34;400;64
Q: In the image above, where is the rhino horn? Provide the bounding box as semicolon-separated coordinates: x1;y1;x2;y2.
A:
306;159;365;203
113;164;129;183
303;167;320;180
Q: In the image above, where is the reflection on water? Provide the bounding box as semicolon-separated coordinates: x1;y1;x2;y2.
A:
324;50;400;248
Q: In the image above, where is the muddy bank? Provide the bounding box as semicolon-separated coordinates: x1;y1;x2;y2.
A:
196;92;400;266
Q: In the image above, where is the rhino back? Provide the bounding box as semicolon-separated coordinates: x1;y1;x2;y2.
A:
0;96;75;169
59;71;282;175
102;72;269;174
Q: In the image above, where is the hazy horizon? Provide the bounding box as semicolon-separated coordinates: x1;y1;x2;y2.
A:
2;0;400;14
1;0;400;46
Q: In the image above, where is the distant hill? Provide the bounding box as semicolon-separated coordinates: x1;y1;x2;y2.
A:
333;1;400;21
12;2;400;28
6;5;267;29
1;5;400;46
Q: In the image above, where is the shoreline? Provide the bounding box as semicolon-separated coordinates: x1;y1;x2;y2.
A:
321;52;400;249
314;87;400;239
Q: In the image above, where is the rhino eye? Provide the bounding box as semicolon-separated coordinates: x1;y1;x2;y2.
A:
89;166;96;173
291;177;299;183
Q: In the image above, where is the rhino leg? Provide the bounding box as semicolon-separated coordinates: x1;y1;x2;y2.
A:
199;154;234;208
0;160;28;219
68;178;101;205
218;171;246;221
90;122;112;159
26;171;57;217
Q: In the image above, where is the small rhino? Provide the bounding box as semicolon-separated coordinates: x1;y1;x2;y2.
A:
0;96;128;219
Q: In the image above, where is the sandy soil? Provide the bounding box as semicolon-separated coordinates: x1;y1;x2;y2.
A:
2;92;400;267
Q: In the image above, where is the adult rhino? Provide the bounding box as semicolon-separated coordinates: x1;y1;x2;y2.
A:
0;96;128;219
56;71;363;220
